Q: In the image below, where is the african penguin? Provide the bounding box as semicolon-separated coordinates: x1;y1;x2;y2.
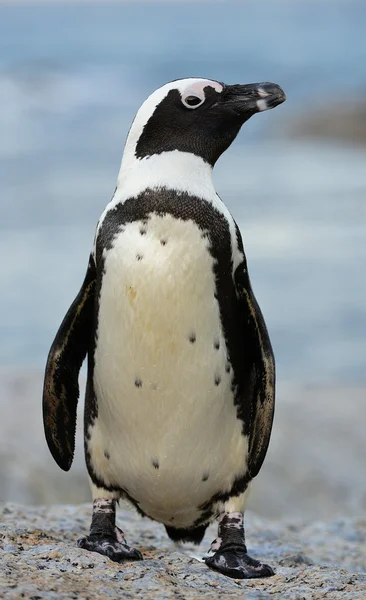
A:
43;77;286;579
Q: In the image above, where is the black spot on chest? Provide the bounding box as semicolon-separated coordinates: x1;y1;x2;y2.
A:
96;192;236;350
95;188;257;436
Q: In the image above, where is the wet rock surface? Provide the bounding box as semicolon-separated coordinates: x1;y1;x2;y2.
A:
1;504;365;599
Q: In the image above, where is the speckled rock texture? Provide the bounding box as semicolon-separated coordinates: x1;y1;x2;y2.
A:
1;504;365;600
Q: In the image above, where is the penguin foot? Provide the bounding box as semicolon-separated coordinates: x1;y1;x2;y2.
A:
205;546;274;579
77;526;143;563
79;497;143;563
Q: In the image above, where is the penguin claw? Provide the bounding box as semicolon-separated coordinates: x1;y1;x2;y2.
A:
77;535;143;563
205;547;274;579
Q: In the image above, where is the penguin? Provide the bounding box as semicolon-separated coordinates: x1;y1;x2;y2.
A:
43;77;285;579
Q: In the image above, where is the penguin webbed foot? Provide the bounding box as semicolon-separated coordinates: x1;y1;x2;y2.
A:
77;525;143;563
204;511;274;579
205;545;274;579
78;498;142;563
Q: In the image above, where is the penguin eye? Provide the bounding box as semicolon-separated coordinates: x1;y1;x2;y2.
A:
182;95;204;109
185;96;202;106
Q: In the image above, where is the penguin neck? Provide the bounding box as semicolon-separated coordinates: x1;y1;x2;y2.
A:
115;150;216;203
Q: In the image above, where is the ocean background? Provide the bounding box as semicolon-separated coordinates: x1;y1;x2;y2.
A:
1;0;365;384
0;1;365;514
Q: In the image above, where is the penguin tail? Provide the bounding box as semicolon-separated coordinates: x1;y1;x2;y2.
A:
165;524;207;545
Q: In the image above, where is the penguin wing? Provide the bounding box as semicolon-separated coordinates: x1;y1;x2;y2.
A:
43;254;96;471
234;261;275;479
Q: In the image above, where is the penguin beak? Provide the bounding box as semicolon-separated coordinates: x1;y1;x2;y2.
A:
223;82;286;114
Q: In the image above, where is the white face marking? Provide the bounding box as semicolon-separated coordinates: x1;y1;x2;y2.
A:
89;214;248;528
181;80;223;109
119;78;223;179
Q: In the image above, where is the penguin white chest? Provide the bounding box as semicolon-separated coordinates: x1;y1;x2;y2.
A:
91;213;247;527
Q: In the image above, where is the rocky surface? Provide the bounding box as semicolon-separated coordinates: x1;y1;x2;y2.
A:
1;371;365;597
1;504;365;600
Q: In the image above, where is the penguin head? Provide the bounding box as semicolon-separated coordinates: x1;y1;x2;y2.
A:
124;78;286;167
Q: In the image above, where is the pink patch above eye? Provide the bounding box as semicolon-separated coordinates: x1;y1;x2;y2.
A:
183;80;223;101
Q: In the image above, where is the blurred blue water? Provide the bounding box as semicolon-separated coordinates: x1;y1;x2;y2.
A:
0;1;365;384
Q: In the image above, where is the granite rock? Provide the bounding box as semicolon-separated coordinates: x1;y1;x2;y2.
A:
1;504;365;600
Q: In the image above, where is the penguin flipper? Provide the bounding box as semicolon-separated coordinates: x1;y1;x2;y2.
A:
43;254;96;471
234;262;275;479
